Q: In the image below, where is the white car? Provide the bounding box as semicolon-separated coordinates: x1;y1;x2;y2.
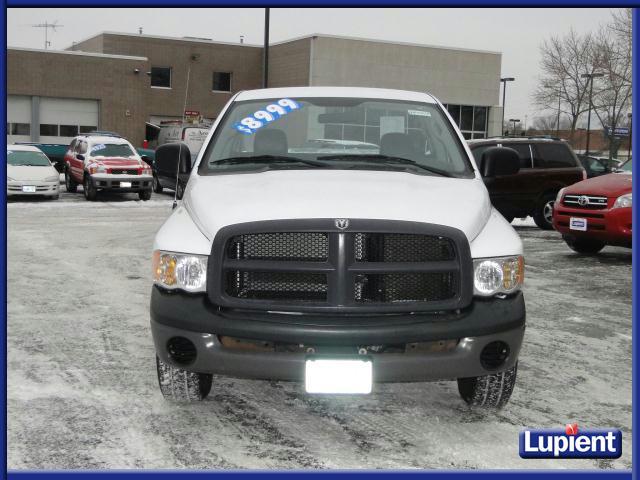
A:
7;145;60;200
150;87;526;408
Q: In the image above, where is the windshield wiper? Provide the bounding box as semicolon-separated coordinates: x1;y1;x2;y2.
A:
212;155;328;168
316;154;453;177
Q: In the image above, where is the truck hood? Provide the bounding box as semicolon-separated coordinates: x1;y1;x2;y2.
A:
184;170;491;242
7;164;59;181
565;171;632;197
90;157;143;168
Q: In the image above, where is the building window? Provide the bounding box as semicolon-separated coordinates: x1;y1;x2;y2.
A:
60;125;79;137
212;72;232;92
80;125;97;134
40;124;59;136
151;67;172;88
445;104;488;139
10;123;30;135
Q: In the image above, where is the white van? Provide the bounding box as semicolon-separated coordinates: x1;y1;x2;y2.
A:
150;87;526;408
157;124;210;160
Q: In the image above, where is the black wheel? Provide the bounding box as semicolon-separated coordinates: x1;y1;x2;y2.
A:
457;363;517;409
65;168;78;193
533;193;556;230
138;189;152;201
176;182;185;200
156;355;212;402
83;175;97;201
152;175;163;194
563;236;605;255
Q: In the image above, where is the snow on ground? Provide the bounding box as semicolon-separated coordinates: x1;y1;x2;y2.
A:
7;191;633;470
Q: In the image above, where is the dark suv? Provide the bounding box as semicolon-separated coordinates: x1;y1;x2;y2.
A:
467;137;585;229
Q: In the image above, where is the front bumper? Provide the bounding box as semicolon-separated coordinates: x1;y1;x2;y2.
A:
553;205;632;247
7;180;59;196
150;287;526;382
90;174;152;191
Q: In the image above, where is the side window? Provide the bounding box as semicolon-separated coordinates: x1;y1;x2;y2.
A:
503;143;532;169
534;143;577;168
78;141;88;155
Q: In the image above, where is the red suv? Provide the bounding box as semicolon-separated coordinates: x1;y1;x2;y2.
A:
64;134;153;201
552;159;632;254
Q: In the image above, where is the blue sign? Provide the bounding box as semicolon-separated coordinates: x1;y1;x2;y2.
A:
519;427;622;459
605;126;630;137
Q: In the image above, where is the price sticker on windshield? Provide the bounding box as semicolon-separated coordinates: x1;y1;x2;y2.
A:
91;144;106;153
233;99;301;135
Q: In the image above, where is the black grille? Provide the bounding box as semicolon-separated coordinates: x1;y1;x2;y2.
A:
209;219;473;313
225;271;327;301
355;233;455;262
111;169;138;175
227;233;328;262
355;272;458;303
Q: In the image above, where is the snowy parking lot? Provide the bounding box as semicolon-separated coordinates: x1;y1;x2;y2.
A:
7;189;632;470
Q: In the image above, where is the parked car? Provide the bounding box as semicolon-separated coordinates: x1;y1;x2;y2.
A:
6;144;60;200
15;142;68;173
577;154;622;178
553;159;632;254
150;86;526;408
63;134;153;201
467;137;586;229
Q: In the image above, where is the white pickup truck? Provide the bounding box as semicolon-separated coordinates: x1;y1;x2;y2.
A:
150;87;526;408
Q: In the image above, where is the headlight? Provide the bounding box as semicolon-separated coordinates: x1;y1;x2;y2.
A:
555;188;566;205
473;256;524;296
88;165;108;174
152;250;208;292
612;193;632;209
45;175;59;182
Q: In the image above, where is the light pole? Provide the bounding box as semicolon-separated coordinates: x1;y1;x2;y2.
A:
581;72;604;155
509;118;520;136
500;77;515;136
556;86;562;137
263;8;270;88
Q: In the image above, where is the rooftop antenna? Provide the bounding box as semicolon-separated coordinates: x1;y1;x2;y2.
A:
139;27;143;35
240;35;244;44
31;20;63;49
173;54;197;210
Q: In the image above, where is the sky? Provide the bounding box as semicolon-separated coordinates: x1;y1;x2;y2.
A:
7;8;618;123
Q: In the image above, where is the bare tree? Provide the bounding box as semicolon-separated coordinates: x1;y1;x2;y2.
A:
531;114;571;135
591;9;632;158
532;29;596;140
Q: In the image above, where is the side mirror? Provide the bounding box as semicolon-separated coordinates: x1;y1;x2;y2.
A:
77;154;85;161
156;142;192;175
480;147;520;177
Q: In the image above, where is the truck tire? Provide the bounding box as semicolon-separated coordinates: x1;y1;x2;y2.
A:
457;363;517;409
152;175;163;194
156;355;212;402
83;175;97;201
563;236;605;254
176;182;185;200
533;193;556;230
139;189;152;201
65;168;78;193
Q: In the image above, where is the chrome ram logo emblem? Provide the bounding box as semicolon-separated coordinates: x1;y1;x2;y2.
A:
335;219;350;230
578;195;589;206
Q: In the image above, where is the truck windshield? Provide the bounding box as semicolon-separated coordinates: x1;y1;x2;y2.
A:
7;150;51;166
90;143;136;158
199;97;473;177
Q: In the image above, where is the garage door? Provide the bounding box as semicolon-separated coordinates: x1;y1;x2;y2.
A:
39;97;99;143
7;95;32;144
